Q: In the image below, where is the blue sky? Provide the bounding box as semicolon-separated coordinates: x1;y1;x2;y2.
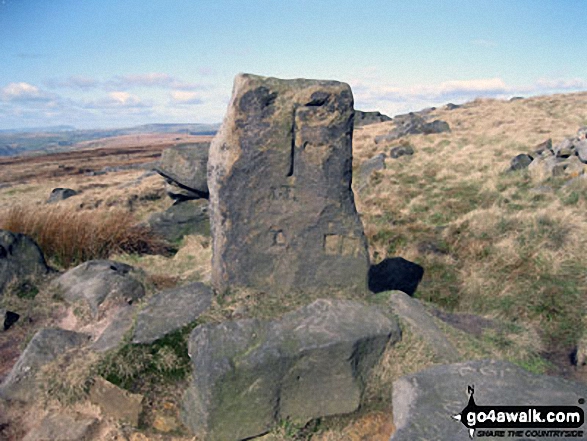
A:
1;0;586;129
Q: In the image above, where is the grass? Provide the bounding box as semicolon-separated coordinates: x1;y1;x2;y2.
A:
0;205;168;268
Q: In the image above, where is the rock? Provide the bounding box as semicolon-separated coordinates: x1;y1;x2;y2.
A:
509;96;524;101
132;282;212;344
508;153;533;171
554;138;576;158
155;142;210;199
575;330;587;367
208;74;369;296
388;291;460;363
148;199;210;243
354;110;391;127
356;154;386;191
577;126;587;139
164;180;202;201
182;299;400;441
89;376;143;426
445;103;461;110
22;412;99;441
50;260;145;318
0;328;89;402
368;257;424;295
431;308;499;337
576;139;587;164
389;144;415;159
374;114;449;144
0;230;50;297
533;138;553;157
1;308;19;331
423;120;450;134
92;305;136;352
46;187;78;203
391;359;587;441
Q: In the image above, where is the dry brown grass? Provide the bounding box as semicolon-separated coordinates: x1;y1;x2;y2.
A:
0;205;167;268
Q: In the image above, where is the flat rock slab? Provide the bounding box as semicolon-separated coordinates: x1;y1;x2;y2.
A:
133;282;213;344
0;328;89;402
148;199;210;243
92;305;135;352
388;291;460;363
391;359;587;441
51;260;145;317
89;377;143;426
23;412;99;441
182;298;400;441
208;74;369;296
0;230;50;297
155;142;210;197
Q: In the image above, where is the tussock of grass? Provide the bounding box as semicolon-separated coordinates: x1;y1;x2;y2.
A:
0;205;167;268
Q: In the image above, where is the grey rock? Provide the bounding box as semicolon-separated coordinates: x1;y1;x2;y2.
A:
445;103;461;110
509;96;524;101
0;328;89;402
0;230;50;297
508;153;533;171
89;377;143;427
391;359;587;441
356;154;386;192
92;305;135;352
148;199;210;242
354;110;391;127
133;282;212;344
576;139;587;164
22;412;99;441
164;180;202;201
374;114;449;144
47;187;78;203
577;126;587;139
533;138;553;157
554;138;576;158
1;308;19;332
208;74;369;296
388;291;460;363
155;142;210;198
182;299;400;441
50;260;145;317
389;144;415;159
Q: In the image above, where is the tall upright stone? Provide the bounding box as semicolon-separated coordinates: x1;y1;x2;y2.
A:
208;74;369;295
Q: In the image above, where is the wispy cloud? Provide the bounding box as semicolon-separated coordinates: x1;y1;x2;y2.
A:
81;91;148;109
535;77;587;90
108;73;206;91
1;82;54;102
44;75;100;90
170;90;203;105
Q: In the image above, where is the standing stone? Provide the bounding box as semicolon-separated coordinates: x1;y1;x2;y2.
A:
208;74;369;296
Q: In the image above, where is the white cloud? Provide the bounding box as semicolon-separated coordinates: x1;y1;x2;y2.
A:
109;73;206;91
1;82;53;102
170;90;203;105
81;91;147;109
45;75;99;90
535;77;587;90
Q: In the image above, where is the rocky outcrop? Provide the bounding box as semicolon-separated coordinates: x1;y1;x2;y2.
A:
389;144;415;159
50;260;146;318
0;328;89;402
508;153;533;171
374;113;450;145
354;110;391;127
391;359;587;441
181;299;400;441
0;230;50;297
46;188;78;204
208;74;369;296
155;142;210;200
91;305;135;352
132;282;212;344
147;199;210;242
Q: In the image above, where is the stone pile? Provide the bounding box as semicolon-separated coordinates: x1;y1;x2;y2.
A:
374;111;450;145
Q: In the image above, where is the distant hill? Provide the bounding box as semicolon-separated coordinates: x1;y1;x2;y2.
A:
0;123;220;156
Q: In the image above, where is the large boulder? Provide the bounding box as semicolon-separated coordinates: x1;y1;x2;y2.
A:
91;305;135;352
0;328;89;402
354;110;391;127
374;113;450;144
46;187;78;204
181;299;400;441
391;359;587;441
132;282;212;344
576;139;587;164
0;230;50;297
208;74;369;296
155;142;210;199
50;260;146;318
147;199;210;243
22;412;99;441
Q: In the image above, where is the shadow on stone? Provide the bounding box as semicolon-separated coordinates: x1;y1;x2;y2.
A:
368;257;424;295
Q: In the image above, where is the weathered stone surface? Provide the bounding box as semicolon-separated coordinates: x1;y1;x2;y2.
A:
89;377;143;426
354;110;391;127
391;359;587;441
1;308;19;332
374;114;450;144
0;230;50;297
554;137;576;158
445;103;461;110
368;257;424;296
50;260;145;317
389;144;415;158
148;199;210;242
155;142;210;198
92;305;135;352
356;154;386;192
0;328;88;402
133;282;212;344
508;153;533;171
533;138;553;157
576;139;587;164
47;187;78;203
182;299;400;441
208;74;369;296
578;126;587;139
22;412;98;441
388;291;460;363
